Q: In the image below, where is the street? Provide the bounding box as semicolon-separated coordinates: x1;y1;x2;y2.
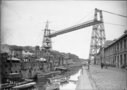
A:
76;66;93;90
89;65;126;90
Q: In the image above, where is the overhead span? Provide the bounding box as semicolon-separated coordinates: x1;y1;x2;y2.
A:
47;20;102;38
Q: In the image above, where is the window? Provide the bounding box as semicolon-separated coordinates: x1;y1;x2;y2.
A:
115;44;117;52
117;56;119;67
117;43;119;51
120;41;122;50
124;39;126;49
124;54;126;65
115;56;116;64
120;55;122;66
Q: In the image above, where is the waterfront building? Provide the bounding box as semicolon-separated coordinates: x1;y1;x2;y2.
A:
61;53;68;66
21;61;32;79
1;53;22;83
95;30;127;68
21;58;45;79
103;30;127;68
10;46;23;59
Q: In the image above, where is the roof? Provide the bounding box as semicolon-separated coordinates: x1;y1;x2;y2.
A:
9;73;19;75
35;58;46;61
22;50;33;55
104;40;114;48
8;57;21;61
8;73;21;79
55;66;67;70
104;31;127;49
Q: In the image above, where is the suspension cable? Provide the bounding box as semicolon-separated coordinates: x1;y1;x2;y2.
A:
75;9;93;25
102;10;127;18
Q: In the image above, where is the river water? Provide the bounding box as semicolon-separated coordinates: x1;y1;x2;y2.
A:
36;69;82;90
60;69;81;90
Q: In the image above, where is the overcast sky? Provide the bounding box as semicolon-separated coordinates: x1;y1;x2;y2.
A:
1;1;127;59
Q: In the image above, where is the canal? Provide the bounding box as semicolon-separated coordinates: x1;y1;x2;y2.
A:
35;67;82;90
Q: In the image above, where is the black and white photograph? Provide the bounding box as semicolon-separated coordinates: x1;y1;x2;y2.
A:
0;0;127;90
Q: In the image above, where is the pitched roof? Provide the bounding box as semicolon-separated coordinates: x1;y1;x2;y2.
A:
104;40;114;48
104;30;127;49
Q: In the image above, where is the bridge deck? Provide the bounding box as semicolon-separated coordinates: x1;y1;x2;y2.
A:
47;20;102;38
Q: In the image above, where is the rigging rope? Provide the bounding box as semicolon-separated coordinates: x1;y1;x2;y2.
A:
75;9;93;25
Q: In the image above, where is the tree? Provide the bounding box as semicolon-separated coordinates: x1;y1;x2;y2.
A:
10;45;23;51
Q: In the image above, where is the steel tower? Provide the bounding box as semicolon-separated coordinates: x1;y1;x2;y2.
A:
89;8;106;65
42;21;52;50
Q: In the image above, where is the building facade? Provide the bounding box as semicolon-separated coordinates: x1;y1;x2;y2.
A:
1;53;22;83
103;30;127;68
21;57;48;79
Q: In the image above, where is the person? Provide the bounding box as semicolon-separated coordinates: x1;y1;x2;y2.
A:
101;62;104;69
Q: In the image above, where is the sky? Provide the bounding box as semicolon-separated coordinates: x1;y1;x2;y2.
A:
1;1;127;59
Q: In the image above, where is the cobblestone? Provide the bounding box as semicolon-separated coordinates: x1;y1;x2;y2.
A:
89;65;127;90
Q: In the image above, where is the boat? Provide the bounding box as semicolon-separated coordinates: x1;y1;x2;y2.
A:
12;82;36;90
49;75;70;85
1;83;15;90
37;71;61;79
45;83;59;90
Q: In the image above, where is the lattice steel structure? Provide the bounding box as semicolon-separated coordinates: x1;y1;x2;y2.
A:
89;8;106;65
42;21;52;50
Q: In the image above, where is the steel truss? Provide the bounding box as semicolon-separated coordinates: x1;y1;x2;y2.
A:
89;8;106;64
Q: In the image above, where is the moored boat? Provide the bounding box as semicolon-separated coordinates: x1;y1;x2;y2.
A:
12;82;36;90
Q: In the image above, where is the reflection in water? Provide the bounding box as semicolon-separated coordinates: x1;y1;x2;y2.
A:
36;69;81;90
60;82;76;90
69;69;81;81
60;69;81;90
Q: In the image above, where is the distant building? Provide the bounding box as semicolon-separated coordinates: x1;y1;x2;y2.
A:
22;50;33;57
21;58;45;79
9;57;21;74
67;59;74;65
21;61;31;79
1;44;23;59
11;49;23;59
1;44;11;55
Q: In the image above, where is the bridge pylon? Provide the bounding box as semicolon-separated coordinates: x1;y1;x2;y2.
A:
42;21;52;50
89;8;106;65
